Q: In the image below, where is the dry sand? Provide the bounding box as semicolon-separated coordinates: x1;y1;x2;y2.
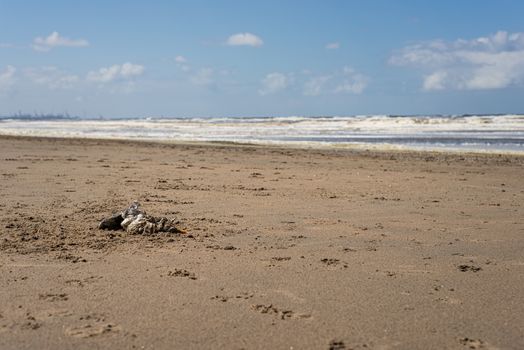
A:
0;135;523;349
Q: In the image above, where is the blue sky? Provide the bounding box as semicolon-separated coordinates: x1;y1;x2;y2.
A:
1;0;523;117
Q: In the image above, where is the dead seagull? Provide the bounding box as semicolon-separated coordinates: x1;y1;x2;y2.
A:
99;201;184;235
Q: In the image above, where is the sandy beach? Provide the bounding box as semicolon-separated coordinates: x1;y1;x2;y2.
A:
0;135;523;349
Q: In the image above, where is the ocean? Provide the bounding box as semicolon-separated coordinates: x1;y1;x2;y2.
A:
1;114;523;154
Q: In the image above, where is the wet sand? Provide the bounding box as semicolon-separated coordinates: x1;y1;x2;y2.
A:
1;135;523;349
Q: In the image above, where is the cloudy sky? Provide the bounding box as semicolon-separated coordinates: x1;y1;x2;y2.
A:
1;0;523;117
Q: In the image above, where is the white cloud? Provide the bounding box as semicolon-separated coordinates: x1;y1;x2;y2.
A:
390;31;524;90
259;72;290;95
422;71;447;91
33;31;89;52
175;55;190;71
304;75;330;96
87;63;144;83
303;67;367;96
25;66;79;90
333;67;367;94
120;62;144;78
87;65;120;83
334;80;366;94
175;55;187;63
0;65;16;92
226;33;263;47
325;42;340;50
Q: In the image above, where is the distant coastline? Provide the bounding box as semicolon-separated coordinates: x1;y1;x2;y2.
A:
2;113;523;121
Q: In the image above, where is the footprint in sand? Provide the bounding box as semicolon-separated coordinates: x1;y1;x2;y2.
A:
20;313;41;330
39;293;68;302
457;264;482;272
320;258;349;268
167;268;197;280
328;340;372;350
211;292;254;303
459;337;488;349
65;323;120;338
38;308;73;319
328;340;346;350
251;304;311;321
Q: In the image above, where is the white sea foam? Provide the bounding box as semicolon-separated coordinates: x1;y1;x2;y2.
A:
1;115;523;153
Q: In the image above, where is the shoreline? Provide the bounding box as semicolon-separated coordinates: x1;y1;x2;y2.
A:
2;134;524;164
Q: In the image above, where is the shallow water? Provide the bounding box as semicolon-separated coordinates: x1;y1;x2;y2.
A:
1;114;523;153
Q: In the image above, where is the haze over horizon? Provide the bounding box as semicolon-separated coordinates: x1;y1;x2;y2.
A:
1;1;523;118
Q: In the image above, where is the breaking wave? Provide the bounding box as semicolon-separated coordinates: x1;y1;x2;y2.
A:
1;114;523;153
